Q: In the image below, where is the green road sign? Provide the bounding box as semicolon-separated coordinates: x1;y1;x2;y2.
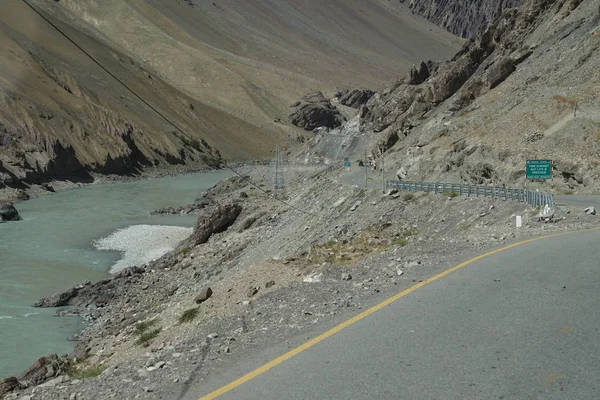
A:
343;157;349;162
344;161;351;167
526;160;552;180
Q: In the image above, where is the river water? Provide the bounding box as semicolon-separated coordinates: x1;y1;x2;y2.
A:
0;171;230;378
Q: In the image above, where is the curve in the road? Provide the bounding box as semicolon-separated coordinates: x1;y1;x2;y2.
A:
199;226;600;400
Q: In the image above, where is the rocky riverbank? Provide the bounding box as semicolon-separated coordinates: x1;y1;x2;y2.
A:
2;164;597;400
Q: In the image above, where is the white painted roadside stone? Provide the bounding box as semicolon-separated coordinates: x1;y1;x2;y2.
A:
303;272;323;283
585;206;596;215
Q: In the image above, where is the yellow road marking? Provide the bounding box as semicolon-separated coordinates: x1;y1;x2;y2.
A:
199;227;600;400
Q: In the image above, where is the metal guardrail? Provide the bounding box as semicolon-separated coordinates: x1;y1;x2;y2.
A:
385;180;554;208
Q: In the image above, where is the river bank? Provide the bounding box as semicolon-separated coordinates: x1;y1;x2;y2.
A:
0;162;222;205
0;170;232;381
3;164;597;400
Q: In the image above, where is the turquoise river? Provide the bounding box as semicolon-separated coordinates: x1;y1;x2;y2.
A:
0;171;230;378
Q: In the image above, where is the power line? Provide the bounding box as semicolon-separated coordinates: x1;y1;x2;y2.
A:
20;0;193;143
20;0;319;217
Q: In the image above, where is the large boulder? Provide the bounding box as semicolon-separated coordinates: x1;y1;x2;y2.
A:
289;92;344;131
34;266;145;309
337;89;375;108
194;287;213;304
0;377;20;398
0;203;21;222
485;56;515;88
32;287;80;308
18;354;69;389
185;203;243;247
406;61;431;85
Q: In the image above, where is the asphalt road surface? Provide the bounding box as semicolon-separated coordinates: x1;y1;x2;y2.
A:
195;228;600;400
554;195;600;212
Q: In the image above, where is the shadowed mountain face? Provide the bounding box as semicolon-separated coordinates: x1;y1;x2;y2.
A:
0;0;462;189
406;0;525;40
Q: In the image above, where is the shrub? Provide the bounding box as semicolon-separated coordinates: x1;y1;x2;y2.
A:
402;228;419;237
393;238;409;247
179;307;199;324
354;189;366;199
403;193;415;201
136;328;162;346
179;248;192;256
135;320;157;335
67;363;106;379
443;191;459;198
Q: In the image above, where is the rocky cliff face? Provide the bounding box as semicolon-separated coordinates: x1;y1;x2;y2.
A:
405;0;524;40
357;0;600;193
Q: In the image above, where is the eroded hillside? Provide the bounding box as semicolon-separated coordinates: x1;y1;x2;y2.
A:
0;0;463;192
405;0;525;40
351;0;600;193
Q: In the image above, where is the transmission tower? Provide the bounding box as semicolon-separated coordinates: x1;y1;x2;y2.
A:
274;145;285;194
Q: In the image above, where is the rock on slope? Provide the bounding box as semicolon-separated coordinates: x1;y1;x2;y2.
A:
0;203;20;222
358;0;600;193
406;0;525;40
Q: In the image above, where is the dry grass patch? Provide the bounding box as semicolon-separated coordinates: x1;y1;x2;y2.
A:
179;307;199;324
403;193;415;201
308;225;416;264
552;95;576;108
67;363;106;380
134;319;162;346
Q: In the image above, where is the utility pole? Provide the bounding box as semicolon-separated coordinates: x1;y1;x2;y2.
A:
274;145;284;197
380;147;386;193
364;148;368;188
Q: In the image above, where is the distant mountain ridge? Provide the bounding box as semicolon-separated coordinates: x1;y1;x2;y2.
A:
405;0;525;40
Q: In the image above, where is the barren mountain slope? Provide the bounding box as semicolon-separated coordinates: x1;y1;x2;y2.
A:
405;0;524;40
0;0;463;191
356;0;600;193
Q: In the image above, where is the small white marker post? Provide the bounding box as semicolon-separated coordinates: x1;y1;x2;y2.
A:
516;215;522;228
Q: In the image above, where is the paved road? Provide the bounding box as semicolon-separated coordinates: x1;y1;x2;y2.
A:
554;195;600;211
196;228;600;400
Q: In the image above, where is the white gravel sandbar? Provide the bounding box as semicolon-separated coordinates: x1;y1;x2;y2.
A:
95;224;192;273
